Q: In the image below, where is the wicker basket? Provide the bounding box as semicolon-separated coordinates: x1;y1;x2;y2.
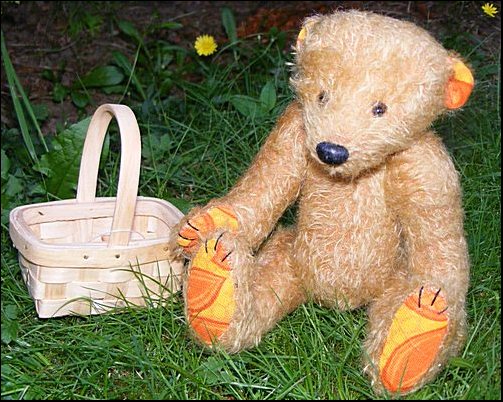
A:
9;104;185;318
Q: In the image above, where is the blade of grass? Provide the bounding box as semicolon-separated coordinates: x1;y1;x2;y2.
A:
2;32;39;164
114;45;147;102
1;30;48;156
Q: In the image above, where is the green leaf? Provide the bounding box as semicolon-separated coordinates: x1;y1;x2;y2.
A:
230;95;265;118
142;134;159;163
197;356;233;385
1;320;18;345
221;7;237;44
211;94;231;105
112;51;137;77
27;182;47;197
41;68;56;82
82;11;103;36
270;27;287;49
102;85;125;94
1;203;10;225
37;117;91;199
156;22;183;30
117;19;142;43
52;82;68;102
260;81;276;111
70;90;90;108
1;149;10;180
5;174;23;197
4;305;18;320
32;103;49;122
78;66;125;88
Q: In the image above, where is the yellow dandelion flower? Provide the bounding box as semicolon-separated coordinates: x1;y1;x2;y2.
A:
482;2;498;17
194;35;218;56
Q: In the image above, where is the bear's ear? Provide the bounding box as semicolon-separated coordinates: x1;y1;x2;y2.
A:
296;17;320;51
296;26;308;50
444;57;474;109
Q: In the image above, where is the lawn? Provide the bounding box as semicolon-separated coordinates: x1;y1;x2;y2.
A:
1;3;500;400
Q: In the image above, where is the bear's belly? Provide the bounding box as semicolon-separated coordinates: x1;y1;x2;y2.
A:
293;168;402;309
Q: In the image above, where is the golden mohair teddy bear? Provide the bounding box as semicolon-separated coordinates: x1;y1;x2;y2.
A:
171;10;473;395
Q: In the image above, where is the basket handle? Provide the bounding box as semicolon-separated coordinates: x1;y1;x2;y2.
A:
76;104;141;247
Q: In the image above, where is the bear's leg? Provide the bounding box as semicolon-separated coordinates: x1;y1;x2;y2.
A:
364;279;467;395
184;227;306;353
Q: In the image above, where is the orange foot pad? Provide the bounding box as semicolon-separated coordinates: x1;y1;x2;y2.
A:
186;237;236;345
177;205;238;253
379;287;449;393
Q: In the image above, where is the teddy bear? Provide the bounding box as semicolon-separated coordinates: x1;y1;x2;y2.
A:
171;10;474;395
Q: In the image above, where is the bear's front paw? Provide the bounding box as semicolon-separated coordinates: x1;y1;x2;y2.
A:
177;205;238;255
379;286;449;394
186;233;237;345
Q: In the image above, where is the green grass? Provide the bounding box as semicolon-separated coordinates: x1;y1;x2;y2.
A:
1;9;500;400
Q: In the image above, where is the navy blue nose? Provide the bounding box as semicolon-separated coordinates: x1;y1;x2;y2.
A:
316;142;349;165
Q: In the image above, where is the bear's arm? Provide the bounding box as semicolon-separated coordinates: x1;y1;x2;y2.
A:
384;132;469;297
216;101;308;249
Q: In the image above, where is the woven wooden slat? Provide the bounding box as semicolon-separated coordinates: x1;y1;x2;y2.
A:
9;104;184;318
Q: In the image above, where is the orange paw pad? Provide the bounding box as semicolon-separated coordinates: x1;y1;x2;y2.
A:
186;237;236;345
379;287;449;393
177;205;238;252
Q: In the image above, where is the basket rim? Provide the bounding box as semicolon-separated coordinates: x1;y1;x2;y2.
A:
10;196;183;249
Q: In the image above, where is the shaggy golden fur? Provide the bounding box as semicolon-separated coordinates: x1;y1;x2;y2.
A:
171;10;472;395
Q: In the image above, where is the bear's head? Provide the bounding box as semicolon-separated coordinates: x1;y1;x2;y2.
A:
291;11;473;178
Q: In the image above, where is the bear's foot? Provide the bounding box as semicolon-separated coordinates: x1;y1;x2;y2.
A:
379;286;449;393
177;205;238;254
186;235;236;345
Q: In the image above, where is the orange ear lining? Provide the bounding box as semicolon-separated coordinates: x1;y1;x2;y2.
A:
445;60;474;109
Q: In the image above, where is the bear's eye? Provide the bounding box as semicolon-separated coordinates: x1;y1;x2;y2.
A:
317;91;328;106
372;101;387;117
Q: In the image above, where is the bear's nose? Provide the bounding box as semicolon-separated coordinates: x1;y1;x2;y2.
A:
316;142;349;165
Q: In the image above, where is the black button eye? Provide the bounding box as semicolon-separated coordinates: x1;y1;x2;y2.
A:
372;101;387;117
317;91;328;106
